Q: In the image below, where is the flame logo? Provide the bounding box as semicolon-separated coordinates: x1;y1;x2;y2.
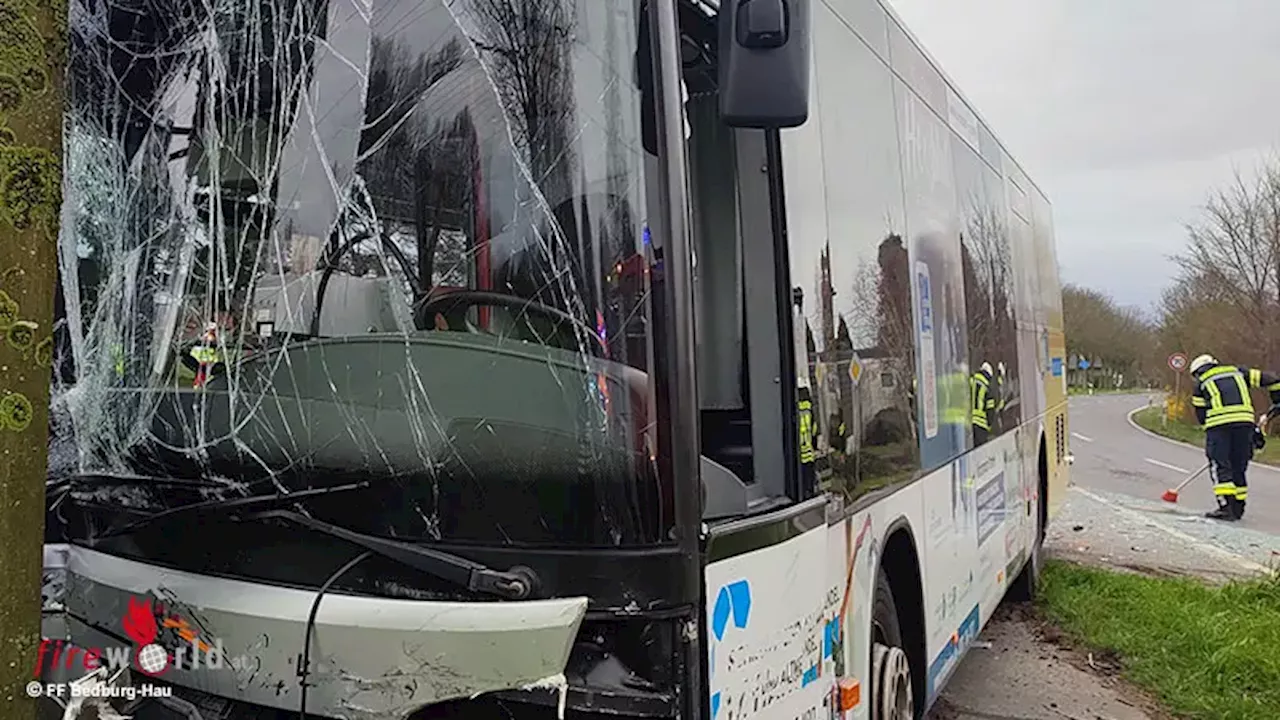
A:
122;597;158;646
120;595;212;675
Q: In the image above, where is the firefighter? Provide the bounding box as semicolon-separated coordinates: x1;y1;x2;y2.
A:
797;384;818;496
190;322;222;388
1188;354;1280;520
829;405;849;454
941;369;970;453
971;361;997;446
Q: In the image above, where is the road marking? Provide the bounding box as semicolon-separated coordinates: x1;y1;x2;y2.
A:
1073;487;1271;575
1144;458;1188;474
1124;404;1280;473
1071;432;1093;443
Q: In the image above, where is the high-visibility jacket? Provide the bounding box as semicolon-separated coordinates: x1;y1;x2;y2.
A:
942;371;969;427
971;368;997;431
190;345;219;364
797;388;816;464
1191;364;1280;429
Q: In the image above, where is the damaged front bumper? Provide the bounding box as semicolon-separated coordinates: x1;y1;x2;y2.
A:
40;544;588;719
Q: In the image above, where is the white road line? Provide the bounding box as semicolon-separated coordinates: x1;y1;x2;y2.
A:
1124;404;1280;473
1144;458;1188;474
1071;432;1094;443
1073;487;1271;575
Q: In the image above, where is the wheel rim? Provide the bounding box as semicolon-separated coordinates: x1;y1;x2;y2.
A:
872;642;914;720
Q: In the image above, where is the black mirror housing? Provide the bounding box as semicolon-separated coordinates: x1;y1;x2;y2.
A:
719;0;811;128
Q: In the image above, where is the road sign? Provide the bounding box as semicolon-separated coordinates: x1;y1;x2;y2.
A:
1168;352;1188;372
1078;358;1091;370
848;354;863;385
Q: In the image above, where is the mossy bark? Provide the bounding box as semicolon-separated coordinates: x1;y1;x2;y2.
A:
0;0;66;715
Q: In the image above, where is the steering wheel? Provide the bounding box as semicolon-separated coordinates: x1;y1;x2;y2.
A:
413;290;605;355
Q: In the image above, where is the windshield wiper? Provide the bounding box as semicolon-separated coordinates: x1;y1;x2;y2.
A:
242;509;539;600
94;481;374;539
88;482;540;600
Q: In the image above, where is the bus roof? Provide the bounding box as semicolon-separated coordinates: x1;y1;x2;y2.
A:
687;0;1050;204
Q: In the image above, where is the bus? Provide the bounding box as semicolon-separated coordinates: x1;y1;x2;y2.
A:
40;0;1069;718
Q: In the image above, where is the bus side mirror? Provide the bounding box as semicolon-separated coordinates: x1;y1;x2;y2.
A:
719;0;811;128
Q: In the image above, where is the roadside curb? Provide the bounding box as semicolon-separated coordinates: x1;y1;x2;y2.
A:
1071;486;1274;576
1125;403;1199;451
1125;403;1280;474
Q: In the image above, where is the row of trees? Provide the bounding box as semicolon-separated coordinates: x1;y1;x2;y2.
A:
1062;283;1161;388
1065;156;1280;405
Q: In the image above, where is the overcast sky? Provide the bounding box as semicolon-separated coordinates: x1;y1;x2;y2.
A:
884;0;1280;314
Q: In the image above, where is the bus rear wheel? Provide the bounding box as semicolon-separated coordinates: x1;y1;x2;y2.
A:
871;566;915;720
1009;442;1048;602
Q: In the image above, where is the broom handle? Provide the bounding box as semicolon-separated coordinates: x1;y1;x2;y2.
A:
1170;405;1277;493
1173;462;1210;492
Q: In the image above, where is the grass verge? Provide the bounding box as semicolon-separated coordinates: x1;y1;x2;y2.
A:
1040;560;1280;720
1130;405;1280;466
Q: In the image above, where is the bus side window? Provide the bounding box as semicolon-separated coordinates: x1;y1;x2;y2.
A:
778;4;921;501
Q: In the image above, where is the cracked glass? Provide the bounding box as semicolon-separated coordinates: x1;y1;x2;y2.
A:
51;0;673;550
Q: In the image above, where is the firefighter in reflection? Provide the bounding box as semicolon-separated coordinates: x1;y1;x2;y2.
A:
793;287;818;495
189;322;222;388
942;369;970;444
1188;354;1280;520
829;405;849;454
971;361;998;446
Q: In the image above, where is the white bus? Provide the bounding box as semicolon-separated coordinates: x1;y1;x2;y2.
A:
42;0;1069;718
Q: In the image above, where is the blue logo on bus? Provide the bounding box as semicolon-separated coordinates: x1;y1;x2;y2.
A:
708;579;752;719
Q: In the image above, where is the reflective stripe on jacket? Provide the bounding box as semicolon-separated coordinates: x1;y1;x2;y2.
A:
1191;364;1280;429
971;369;996;431
797;395;816;464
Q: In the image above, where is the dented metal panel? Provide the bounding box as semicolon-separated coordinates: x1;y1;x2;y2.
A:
58;546;587;717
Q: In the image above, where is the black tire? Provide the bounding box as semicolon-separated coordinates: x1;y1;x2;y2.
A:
1008;464;1046;602
871;567;916;720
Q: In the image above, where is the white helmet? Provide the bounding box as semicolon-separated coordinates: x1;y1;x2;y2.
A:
980;362;993;375
1189;354;1217;375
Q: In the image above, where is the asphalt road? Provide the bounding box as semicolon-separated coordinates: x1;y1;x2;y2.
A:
1070;392;1280;536
930;392;1280;720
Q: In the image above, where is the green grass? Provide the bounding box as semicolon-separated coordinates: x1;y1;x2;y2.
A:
1040;560;1280;720
1131;405;1280;466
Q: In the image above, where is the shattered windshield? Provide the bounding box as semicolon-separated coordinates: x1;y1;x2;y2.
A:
53;0;671;548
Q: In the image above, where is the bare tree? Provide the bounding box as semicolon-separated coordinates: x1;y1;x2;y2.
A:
466;0;574;187
359;36;472;290
0;1;66;715
844;235;916;445
1169;159;1280;367
1063;283;1154;386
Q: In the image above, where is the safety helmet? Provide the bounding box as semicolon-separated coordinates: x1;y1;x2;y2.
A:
1189;354;1217;376
980;362;993;375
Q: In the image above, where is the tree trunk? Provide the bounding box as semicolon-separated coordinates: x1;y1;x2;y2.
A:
0;0;67;715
